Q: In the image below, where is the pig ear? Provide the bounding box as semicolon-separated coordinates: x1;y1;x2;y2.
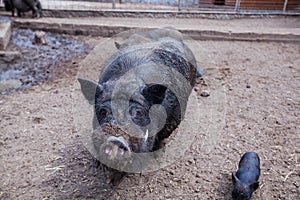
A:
250;181;259;191
232;172;239;184
78;78;103;104
142;84;167;104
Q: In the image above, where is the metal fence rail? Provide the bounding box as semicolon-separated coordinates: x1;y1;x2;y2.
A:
40;0;182;11
1;0;299;13
40;0;230;11
39;0;300;12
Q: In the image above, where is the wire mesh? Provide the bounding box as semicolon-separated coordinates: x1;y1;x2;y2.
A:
2;0;299;12
40;0;201;11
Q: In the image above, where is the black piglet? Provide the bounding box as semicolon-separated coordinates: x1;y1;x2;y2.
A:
232;151;261;200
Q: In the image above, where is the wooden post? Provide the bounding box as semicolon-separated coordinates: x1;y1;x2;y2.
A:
178;0;182;11
283;0;289;13
112;0;116;9
235;0;240;12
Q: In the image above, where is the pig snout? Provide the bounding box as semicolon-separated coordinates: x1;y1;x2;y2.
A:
101;136;132;161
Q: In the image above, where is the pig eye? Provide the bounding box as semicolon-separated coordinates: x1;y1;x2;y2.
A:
95;101;113;124
129;106;146;119
129;103;150;126
100;109;107;117
97;108;110;122
135;110;143;118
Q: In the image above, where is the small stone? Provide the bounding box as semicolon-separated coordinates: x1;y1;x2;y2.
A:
194;86;200;92
194;187;200;193
200;90;210;97
33;31;47;45
168;170;175;175
0;79;22;90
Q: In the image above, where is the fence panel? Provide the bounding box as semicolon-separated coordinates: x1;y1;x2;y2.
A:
2;0;298;13
232;0;300;12
40;0;182;11
40;0;230;11
286;0;300;11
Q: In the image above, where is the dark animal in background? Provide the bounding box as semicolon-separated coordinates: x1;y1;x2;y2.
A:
78;27;198;185
232;151;261;200
3;0;42;18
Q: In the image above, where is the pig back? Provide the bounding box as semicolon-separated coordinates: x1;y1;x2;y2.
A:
237;151;260;184
99;35;197;88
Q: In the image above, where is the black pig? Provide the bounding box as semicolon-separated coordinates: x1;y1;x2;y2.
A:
232;151;261;200
78;27;198;185
3;0;42;18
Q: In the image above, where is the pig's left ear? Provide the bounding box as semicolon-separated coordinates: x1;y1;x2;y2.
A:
142;84;167;104
78;78;103;104
250;181;259;191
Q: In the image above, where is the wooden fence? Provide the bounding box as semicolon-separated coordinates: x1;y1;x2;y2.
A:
223;0;300;11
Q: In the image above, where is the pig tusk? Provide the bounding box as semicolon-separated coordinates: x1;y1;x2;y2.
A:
144;129;149;142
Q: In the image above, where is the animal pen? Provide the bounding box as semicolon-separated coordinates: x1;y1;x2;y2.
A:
0;0;300;199
14;0;300;14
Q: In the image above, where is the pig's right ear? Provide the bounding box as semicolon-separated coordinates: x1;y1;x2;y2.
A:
78;78;103;104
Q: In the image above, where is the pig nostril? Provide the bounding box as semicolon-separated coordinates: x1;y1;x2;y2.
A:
111;140;129;152
105;136;131;158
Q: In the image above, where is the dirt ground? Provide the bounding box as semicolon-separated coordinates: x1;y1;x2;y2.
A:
0;29;299;199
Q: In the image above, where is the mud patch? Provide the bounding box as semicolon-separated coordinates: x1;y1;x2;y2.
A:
0;28;90;94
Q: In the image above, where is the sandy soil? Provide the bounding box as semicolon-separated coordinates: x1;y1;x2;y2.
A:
0;33;299;199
